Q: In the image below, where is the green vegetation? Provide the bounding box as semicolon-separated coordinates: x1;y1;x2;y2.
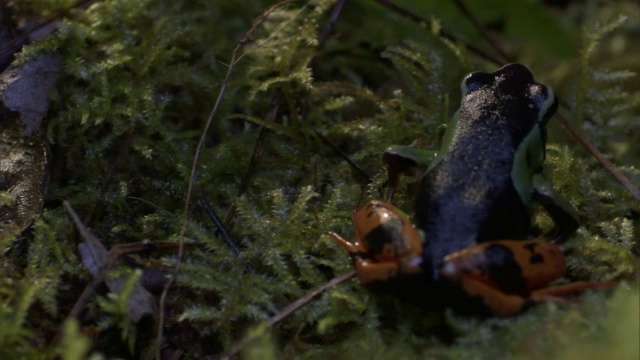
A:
1;0;638;358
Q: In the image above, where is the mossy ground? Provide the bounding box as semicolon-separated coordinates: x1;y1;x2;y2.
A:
1;1;638;359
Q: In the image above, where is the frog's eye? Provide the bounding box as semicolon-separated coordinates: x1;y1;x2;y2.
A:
461;72;493;96
528;85;548;108
528;84;558;124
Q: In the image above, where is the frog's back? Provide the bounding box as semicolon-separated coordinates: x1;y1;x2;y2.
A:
415;72;546;276
415;118;532;254
413;64;559;278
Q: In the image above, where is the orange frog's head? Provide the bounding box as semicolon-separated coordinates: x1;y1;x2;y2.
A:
330;200;424;282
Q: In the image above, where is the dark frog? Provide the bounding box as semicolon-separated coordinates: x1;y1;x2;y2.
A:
331;64;616;316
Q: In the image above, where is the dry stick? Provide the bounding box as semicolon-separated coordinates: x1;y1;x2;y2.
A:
451;0;512;63
222;95;282;227
225;270;356;359
199;192;242;258
221;0;309;228
267;271;355;327
224;4;367;356
221;0;310;227
154;2;298;359
315;1;374;185
314;130;372;184
373;0;502;65
0;0;101;57
318;0;347;49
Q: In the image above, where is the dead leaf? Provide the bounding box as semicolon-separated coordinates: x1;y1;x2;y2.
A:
66;201;157;322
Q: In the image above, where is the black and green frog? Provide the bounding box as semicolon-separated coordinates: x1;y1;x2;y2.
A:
330;64;615;316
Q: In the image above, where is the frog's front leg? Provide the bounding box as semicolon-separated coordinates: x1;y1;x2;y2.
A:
383;143;437;202
440;238;616;316
533;175;580;243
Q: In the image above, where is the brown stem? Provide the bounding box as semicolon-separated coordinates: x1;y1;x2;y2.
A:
451;0;512;63
155;2;299;359
557;114;640;202
225;270;356;359
373;0;502;64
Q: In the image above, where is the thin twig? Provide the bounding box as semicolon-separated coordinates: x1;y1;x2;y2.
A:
223;94;282;226
373;0;502;64
224;270;356;359
0;0;101;58
267;271;355;327
199;192;242;258
155;2;298;359
451;0;512;63
63;201;110;319
314;130;372;184
317;0;347;49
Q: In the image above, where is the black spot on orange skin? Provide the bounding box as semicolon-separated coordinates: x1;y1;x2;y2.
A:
365;218;403;255
523;242;545;263
364;228;389;254
483;244;527;292
529;254;544;264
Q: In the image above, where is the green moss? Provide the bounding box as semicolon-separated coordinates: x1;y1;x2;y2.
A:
1;0;638;358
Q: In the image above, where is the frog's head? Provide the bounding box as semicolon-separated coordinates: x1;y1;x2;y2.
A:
351;200;424;268
460;63;558;144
